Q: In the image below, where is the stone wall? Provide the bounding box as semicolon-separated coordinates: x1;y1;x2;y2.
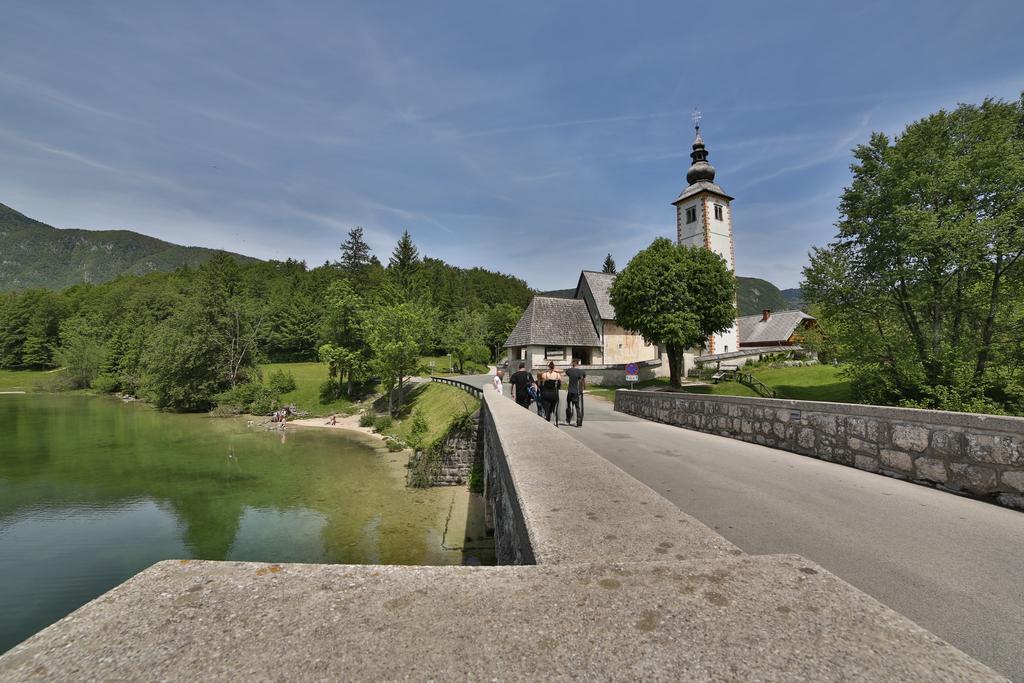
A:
615;390;1024;510
430;414;481;486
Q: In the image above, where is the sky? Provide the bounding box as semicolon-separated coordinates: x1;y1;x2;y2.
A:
2;2;1023;290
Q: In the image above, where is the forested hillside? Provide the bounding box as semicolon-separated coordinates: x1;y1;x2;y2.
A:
0;226;532;412
736;277;792;316
0;203;258;291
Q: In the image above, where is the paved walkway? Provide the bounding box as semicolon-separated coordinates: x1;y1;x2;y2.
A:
454;374;1024;680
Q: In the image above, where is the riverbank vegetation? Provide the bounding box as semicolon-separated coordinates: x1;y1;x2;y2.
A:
0;228;526;414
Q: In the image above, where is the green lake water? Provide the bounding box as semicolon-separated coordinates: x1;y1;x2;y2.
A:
0;394;489;654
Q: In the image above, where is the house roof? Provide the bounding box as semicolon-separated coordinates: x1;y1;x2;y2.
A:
538;288;576;299
503;296;601;348
738;310;815;345
673;180;734;204
575;271;616;320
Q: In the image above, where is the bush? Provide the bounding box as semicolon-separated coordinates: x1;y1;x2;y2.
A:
91;374;120;394
407;410;430;450
319;379;344;403
386;439;405;452
358;412;377;428
373;415;393;432
215;382;279;415
267;369;297;395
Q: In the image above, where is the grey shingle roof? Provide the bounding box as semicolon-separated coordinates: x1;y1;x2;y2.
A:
576;271;616;320
539;288;576;299
503;296;601;348
738;310;815;345
673;180;734;204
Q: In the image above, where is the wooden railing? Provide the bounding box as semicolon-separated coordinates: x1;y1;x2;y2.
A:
431;376;483;398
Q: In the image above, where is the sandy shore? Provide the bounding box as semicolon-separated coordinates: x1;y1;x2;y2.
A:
288;414;385;442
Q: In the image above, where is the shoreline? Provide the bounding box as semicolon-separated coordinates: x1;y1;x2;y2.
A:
287;414;388;443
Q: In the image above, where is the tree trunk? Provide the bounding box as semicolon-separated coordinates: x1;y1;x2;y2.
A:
974;254;1003;382
666;345;683;388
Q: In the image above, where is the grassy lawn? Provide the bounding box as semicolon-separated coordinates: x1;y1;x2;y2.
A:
0;368;62;392
385;382;480;445
587;365;853;403
260;361;357;417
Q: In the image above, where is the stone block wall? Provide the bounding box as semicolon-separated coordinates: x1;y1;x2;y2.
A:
479;399;535;564
615;390;1024;510
431;415;481;486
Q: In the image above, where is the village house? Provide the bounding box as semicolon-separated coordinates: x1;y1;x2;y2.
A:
737;309;816;348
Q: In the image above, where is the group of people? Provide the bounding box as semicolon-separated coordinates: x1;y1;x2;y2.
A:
497;359;586;427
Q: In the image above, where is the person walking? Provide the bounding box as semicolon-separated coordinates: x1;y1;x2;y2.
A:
509;363;534;409
539;362;562;425
492;369;504;396
565;358;586;427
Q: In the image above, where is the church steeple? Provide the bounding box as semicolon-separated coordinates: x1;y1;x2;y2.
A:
686;110;716;185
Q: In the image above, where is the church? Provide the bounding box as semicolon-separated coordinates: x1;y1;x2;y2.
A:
503;119;749;385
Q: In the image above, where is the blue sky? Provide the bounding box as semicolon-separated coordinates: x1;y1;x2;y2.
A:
2;2;1022;290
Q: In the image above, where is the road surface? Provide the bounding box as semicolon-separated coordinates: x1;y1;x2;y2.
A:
456;374;1024;680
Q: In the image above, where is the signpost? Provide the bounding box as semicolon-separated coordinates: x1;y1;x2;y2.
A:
625;362;639;389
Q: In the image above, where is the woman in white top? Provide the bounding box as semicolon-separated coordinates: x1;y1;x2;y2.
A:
492;370;504;395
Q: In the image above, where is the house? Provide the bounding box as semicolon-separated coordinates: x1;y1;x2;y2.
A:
737;309;816;348
503;271;660;374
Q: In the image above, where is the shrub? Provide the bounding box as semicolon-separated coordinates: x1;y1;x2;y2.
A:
407;410;430;450
386;439;405;452
358;412;377;428
267;369;297;395
91;374;120;394
374;415;393;432
319;379;344;403
215;382;278;415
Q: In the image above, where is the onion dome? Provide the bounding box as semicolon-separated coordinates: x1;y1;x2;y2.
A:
686;130;716;185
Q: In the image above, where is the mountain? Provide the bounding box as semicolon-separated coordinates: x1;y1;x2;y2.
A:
0;203;259;291
781;287;805;310
736;276;794;317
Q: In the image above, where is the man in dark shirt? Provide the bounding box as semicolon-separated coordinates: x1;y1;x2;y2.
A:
565;359;586;427
508;363;534;409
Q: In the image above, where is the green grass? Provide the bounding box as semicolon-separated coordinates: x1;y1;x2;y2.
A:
385;382;480;445
0;368;62;392
587;365;853;404
684;364;852;402
260;361;356;417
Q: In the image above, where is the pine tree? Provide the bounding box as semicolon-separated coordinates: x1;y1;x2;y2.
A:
339;227;373;271
388;230;421;297
602;253;617;274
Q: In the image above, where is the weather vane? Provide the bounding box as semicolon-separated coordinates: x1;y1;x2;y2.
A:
692;108;702;133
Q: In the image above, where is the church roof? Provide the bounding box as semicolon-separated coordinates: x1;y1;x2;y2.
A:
738;310;815;345
538;288;576;299
575;271;616;320
673;180;734;204
503;296;601;348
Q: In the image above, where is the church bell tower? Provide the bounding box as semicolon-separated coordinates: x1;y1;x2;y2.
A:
673;112;738;354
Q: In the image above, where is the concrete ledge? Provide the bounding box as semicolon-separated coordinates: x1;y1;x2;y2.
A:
0;557;1004;681
481;386;739;564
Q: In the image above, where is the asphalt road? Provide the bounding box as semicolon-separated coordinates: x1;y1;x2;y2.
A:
461;375;1024;680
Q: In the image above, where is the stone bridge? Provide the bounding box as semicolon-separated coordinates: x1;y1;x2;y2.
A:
0;387;1008;681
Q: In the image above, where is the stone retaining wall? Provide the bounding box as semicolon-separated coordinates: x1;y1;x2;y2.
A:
615;390;1024;510
431;414;481;486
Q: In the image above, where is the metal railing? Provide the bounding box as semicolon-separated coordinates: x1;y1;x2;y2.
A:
431;376;483;398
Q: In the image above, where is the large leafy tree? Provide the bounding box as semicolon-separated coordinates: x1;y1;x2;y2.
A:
446;308;489;373
610;238;736;387
485;303;523;361
318;279;370;397
365;302;431;416
802;96;1024;413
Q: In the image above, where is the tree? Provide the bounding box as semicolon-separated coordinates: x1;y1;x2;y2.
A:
319;279;370;396
339;227;373;272
388;230;421;298
446;309;489;373
365;302;429;416
802;96;1024;413
485;303;523;361
602;253;617;274
610;238;736;387
56;317;106;389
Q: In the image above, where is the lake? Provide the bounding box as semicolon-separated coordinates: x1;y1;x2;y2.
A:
0;393;490;654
